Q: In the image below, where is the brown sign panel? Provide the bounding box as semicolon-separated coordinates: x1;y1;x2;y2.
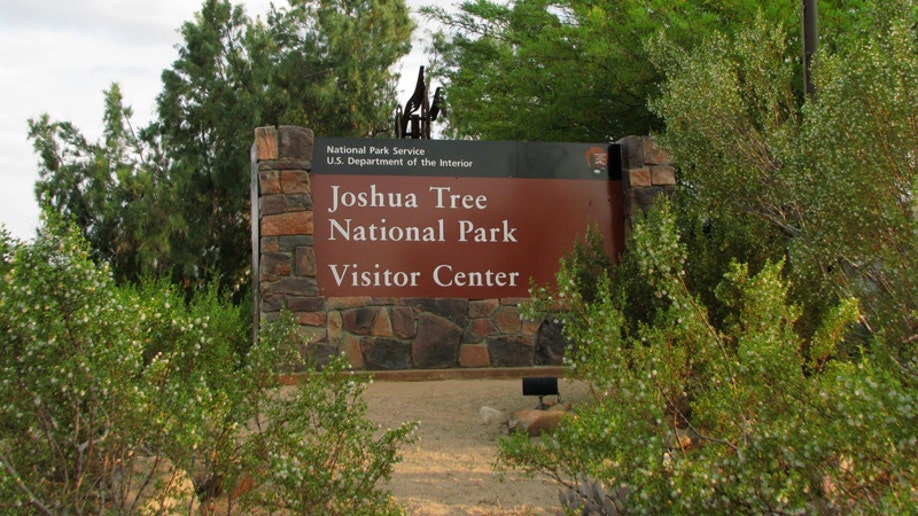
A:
312;139;623;298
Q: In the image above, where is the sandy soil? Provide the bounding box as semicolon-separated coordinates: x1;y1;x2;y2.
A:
362;378;591;515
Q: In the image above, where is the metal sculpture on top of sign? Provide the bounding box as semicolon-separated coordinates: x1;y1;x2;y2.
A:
394;66;444;139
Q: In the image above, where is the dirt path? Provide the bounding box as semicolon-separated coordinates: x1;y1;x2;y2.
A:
363;378;591;515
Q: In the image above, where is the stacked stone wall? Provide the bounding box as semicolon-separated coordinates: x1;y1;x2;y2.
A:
618;135;676;229
251;126;673;371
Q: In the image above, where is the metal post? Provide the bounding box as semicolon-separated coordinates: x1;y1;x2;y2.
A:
803;0;818;96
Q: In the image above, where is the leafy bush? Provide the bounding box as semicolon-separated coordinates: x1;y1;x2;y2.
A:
507;202;918;514
648;3;918;360
238;350;416;515
1;221;151;513
0;219;416;514
497;7;917;511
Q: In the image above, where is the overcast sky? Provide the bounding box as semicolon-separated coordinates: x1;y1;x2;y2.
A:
0;0;436;241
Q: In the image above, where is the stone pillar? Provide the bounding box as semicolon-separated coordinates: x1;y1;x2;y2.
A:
251;126;330;367
617;136;676;230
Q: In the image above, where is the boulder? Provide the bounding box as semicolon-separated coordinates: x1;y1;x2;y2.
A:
479;406;504;424
508;409;565;437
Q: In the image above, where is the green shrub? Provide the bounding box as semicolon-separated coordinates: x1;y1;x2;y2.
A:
507;202;918;514
1;221;151;513
238;349;417;515
0;219;416;514
502;5;918;511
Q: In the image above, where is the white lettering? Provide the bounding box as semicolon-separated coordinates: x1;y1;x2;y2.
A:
432;264;520;288
430;186;488;209
329;184;418;214
393;146;425;156
457;220;518;243
329;218;444;242
329;263;420;287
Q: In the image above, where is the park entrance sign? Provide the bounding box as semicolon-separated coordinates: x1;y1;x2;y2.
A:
312;138;624;298
253;126;671;370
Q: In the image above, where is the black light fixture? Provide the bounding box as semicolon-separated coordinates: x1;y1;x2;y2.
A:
522;376;560;410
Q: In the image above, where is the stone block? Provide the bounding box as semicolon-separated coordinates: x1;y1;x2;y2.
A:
643;137;671;165
260;311;282;324
278;235;313;251
260;252;291;282
327;296;374;310
628;186;665;214
258;170;281;195
617;135;645;169
281;170;310;194
372;308;393;337
260;293;284;313
362;337;412;370
260;236;279;253
342;307;381;336
305;342;337;370
459;344;490;368
535;319;566;366
628;167;652;188
294;247;316;276
297;311;326;327
651;165;676;186
285;194;312;211
341;334;363;369
391;306;417;338
254;126;278;161
463;318;494;344
492;305;522;334
286;296;324;312
522;319;541;336
258;160;311;171
327;311;343;341
261;211;313;236
488;335;534;367
469;298;500;318
266;277;318;296
277;126;314;161
403;298;469;328
412;313;462;369
296;325;326;345
260;194;287;216
500;298;530;306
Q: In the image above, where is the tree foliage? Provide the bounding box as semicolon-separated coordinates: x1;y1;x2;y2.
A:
264;0;414;136
29;0;412;294
423;0;803;142
649;1;918;362
501;1;918;512
29;86;179;284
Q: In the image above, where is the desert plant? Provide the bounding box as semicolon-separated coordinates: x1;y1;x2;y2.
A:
0;219;416;514
0;220;174;513
506;201;917;514
237;348;417;515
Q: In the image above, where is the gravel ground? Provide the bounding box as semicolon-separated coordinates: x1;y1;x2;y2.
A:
362;377;591;515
